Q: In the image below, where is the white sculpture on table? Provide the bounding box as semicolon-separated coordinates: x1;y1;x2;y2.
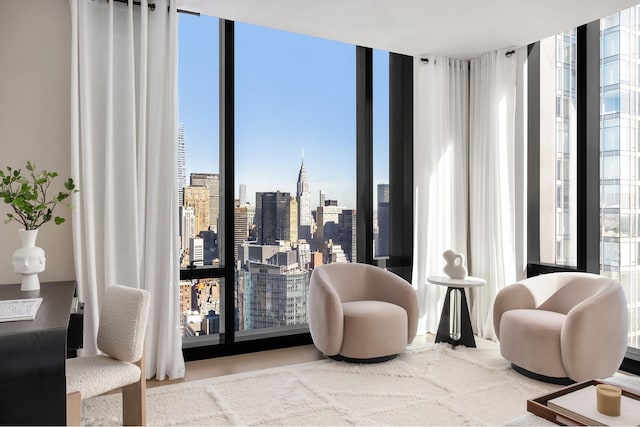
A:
443;249;467;279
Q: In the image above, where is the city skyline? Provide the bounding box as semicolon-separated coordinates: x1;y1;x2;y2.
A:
177;14;389;210
177;12;389;338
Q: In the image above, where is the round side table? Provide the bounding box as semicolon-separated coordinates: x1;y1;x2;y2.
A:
427;275;486;348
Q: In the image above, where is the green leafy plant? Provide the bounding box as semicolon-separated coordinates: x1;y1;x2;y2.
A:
0;161;78;230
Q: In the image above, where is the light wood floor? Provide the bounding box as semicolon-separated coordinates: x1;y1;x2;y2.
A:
148;334;432;388
147;344;324;388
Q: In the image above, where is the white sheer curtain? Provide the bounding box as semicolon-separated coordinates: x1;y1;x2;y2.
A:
468;48;527;340
412;56;469;334
69;0;185;380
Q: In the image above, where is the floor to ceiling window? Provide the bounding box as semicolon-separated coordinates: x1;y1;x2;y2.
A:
531;7;640;369
599;6;640;349
176;14;408;358
177;14;224;346
233;23;356;338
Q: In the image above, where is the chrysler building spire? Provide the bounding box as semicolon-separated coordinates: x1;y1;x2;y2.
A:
296;156;312;242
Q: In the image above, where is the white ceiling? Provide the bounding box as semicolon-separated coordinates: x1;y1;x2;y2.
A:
177;0;639;59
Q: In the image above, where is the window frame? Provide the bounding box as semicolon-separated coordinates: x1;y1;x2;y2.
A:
527;21;640;374
180;19;413;361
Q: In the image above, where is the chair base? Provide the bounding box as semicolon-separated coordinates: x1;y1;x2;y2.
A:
328;353;398;363
511;363;575;385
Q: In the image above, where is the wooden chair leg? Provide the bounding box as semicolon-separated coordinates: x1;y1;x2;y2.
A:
122;353;146;426
66;391;82;426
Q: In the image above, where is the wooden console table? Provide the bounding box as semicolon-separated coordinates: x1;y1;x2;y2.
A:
0;281;76;425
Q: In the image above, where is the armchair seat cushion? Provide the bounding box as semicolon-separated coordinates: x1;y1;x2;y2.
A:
66;355;141;399
499;309;567;378
340;300;408;359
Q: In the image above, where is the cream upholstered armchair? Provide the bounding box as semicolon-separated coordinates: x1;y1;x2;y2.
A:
308;263;419;362
66;285;151;426
493;272;628;384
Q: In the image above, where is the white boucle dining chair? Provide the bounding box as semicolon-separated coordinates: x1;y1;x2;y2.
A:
66;285;151;426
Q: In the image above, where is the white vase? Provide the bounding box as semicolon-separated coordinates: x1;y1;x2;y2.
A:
12;229;46;292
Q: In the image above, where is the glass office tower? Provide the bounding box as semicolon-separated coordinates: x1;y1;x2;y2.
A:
600;7;640;348
544;6;640;349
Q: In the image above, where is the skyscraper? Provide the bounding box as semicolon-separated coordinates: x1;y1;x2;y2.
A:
177;124;187;207
545;10;640;348
339;209;357;262
189;237;204;267
324;240;348;264
246;203;257;239
240;246;309;330
377;184;390;257
182;206;195;246
190;173;220;232
315;203;343;250
239;183;247;206
599;9;640;347
297;241;311;267
183;185;210;236
297;158;312;241
255;191;291;245
289;197;298;243
234;206;248;261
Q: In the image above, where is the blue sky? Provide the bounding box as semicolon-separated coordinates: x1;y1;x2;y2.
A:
178;14;389;209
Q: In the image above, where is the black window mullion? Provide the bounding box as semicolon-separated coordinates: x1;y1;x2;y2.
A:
576;21;601;274
356;46;374;265
388;52;413;281
180;267;225;281
526;42;541;271
219;18;235;343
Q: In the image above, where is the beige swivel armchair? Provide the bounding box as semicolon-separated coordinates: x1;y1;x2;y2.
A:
308;263;419;362
493;272;628;383
66;285;151;425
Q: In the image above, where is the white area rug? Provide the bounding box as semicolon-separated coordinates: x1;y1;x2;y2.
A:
83;339;562;426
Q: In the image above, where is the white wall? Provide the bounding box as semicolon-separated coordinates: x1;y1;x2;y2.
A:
0;0;74;285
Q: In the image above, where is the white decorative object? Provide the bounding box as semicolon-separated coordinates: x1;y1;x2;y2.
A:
12;229;46;291
442;249;467;279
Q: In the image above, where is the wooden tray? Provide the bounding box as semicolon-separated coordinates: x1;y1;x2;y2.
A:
527;379;640;426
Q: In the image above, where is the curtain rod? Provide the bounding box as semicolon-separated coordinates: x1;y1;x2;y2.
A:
112;0;155;11
420;49;516;63
177;8;200;16
109;0;200;15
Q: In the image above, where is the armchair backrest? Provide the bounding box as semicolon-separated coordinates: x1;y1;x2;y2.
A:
519;272;618;314
97;285;151;363
538;273;617;314
314;263;369;302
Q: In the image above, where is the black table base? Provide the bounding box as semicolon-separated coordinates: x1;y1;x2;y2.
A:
435;286;476;348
